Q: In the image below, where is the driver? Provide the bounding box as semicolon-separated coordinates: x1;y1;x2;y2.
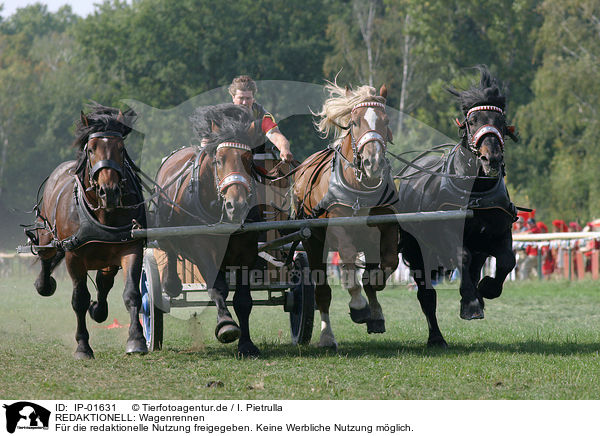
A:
228;75;294;163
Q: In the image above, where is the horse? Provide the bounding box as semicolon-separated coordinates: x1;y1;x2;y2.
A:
28;104;147;359
396;66;518;346
153;103;263;357
293;82;399;349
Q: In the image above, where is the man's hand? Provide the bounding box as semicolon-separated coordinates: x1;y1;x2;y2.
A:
268;129;294;162
279;146;294;163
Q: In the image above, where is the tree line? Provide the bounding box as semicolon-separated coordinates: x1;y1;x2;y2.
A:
0;0;598;248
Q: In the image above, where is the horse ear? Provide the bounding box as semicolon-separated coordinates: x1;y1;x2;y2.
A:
379;84;388;100
507;125;519;142
80;111;89;127
345;85;352;97
117;110;124;124
211;121;220;132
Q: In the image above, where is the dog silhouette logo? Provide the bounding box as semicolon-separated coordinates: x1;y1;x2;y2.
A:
3;402;50;433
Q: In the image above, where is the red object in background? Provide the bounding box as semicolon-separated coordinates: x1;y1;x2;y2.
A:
536;221;548;233
96;318;126;329
331;251;340;266
552;219;568;232
542;250;555;275
569;221;582;232
517;209;535;222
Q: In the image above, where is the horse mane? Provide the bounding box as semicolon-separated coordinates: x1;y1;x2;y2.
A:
448;65;507;114
314;80;385;139
72;102;136;150
190;103;258;155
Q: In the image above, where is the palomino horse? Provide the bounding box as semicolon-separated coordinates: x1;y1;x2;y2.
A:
293;82;399;349
396;66;518;346
153;103;263;357
29;104;147;359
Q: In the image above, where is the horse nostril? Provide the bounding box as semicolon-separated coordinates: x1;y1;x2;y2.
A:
480;155;489;162
225;201;234;211
98;186;106;197
363;158;371;168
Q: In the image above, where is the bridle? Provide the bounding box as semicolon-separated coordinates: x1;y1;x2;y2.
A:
336;101;390;186
455;105;510;156
84;131;126;206
213;141;254;205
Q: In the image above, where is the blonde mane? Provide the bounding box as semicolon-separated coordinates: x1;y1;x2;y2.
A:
314;80;386;139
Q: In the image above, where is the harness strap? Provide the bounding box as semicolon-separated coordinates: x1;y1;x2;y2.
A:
91;159;123;180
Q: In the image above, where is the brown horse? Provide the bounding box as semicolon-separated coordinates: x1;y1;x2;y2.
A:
153;103;263;357
293;82;399;349
30;104;147;359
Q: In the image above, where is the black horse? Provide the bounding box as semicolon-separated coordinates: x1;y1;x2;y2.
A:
396;66;518;346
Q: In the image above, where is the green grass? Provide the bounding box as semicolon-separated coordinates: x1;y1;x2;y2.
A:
1;269;599;399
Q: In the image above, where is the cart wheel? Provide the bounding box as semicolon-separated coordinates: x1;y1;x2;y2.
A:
289;252;314;345
141;250;164;351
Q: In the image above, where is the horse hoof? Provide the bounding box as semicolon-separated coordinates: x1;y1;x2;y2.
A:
215;318;241;344
74;347;94;360
237;342;260;358
88;301;109;323
35;276;56;297
349;305;371;324
427;337;448;348
126;340;149;355
366;319;386;334
163;278;183;298
460;300;484;320
478;276;502;299
318;341;338;352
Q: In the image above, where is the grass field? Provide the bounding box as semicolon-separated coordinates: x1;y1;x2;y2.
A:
1;269;599;400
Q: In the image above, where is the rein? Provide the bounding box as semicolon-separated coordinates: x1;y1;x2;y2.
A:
390;146;498;181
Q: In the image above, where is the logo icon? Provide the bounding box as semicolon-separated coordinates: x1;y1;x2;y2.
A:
3;402;50;433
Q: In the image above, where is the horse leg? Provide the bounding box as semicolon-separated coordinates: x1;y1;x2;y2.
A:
88;266;118;323
34;248;64;297
121;250;148;354
304;236;337;350
329;227;369;324
362;223;399;333
66;254;94;359
459;249;485;320
161;249;182;297
469;253;488;308
233;272;259;357
478;241;516;300
402;231;447;347
209;270;241;344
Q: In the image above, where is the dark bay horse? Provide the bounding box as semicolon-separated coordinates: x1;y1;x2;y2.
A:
30;104;147;359
396;66;518;346
154;104;263;357
293;82;399;349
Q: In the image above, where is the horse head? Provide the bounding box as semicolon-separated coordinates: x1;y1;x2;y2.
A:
195;104;259;223
348;85;392;184
450;66;517;178
77;108;134;211
212;139;254;223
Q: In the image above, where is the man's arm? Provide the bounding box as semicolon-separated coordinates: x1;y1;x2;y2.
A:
266;128;294;162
